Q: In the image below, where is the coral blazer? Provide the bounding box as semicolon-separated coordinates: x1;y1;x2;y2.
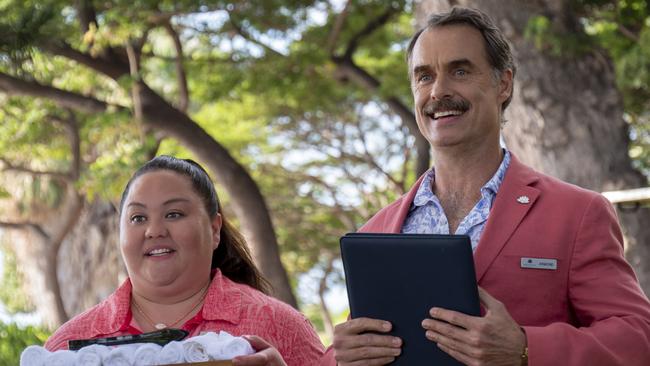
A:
322;155;650;365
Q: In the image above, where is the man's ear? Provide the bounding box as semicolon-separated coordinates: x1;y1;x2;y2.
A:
498;69;514;104
211;213;223;250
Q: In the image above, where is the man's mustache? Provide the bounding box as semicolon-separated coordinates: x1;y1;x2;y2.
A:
422;98;470;116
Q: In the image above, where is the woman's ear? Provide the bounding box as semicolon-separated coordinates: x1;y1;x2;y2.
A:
211;213;223;250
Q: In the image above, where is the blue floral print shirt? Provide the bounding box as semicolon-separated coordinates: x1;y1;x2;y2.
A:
401;150;511;251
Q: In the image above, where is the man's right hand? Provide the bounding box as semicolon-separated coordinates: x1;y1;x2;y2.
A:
332;317;402;366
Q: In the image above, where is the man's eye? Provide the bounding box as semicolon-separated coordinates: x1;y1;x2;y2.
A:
130;215;146;223
166;212;183;219
418;74;432;82
454;69;467;77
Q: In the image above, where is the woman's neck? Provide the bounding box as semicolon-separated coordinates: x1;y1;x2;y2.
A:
130;278;211;332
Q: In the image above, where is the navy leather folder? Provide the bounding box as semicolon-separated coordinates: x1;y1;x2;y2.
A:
340;233;480;366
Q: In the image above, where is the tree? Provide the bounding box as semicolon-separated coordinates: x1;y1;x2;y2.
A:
0;0;422;330
418;0;650;294
0;0;310;316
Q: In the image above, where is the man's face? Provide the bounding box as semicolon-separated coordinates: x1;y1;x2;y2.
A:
409;24;512;151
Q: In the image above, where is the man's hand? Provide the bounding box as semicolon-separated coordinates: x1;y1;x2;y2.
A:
421;287;526;366
332;317;402;366
232;336;287;366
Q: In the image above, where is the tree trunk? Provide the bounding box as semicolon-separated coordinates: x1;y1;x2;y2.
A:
1;44;299;308
3;188;123;328
416;0;650;295
137;84;297;307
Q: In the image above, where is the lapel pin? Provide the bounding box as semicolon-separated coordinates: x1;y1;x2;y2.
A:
516;195;530;204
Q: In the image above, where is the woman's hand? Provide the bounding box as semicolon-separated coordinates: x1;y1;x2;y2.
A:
231;335;287;366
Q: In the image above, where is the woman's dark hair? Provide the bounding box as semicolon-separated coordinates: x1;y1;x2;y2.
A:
119;155;270;293
406;7;517;112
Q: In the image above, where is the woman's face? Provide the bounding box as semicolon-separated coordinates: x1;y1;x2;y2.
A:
119;170;221;294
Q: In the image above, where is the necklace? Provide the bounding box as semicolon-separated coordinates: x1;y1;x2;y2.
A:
132;282;210;330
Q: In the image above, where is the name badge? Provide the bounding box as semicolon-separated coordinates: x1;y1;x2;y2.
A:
520;257;557;270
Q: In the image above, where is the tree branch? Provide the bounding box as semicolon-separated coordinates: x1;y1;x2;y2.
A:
317;254;336;339
126;42;144;122
341;4;399;60
0;157;72;183
54;112;82;181
163;21;189;112
332;60;430;176
0;71;119;113
49;186;84;257
354;120;405;193
329;4;430;176
0;221;49;240
227;14;285;57
41;42;130;80
75;0;97;34
618;24;640;43
300;174;358;231
326;0;352;54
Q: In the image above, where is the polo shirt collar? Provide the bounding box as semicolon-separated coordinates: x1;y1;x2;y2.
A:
201;269;242;325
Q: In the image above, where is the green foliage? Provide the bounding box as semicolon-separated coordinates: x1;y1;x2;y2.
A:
0;246;34;314
0;0;418;327
0;322;50;365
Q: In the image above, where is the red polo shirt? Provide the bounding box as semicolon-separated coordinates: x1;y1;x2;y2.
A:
45;270;324;365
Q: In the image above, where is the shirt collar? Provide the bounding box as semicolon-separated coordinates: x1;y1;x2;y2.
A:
412;169;437;207
411;149;511;207
480;149;511;198
200;269;242;325
98;278;133;335
109;269;243;334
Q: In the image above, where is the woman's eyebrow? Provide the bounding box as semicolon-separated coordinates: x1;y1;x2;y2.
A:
125;198;191;209
162;198;191;206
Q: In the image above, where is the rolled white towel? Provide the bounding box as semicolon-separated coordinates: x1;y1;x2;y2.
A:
187;332;224;360
75;344;110;366
103;344;139;366
216;331;235;342
217;337;255;360
46;350;77;366
182;340;210;363
20;345;49;366
155;341;185;365
133;343;162;366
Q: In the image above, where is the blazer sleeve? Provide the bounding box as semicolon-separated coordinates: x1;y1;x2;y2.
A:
524;194;650;365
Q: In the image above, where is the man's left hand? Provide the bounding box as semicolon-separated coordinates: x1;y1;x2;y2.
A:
231;336;287;366
421;287;526;366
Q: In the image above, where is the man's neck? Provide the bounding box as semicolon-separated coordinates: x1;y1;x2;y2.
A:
432;143;503;194
430;143;504;232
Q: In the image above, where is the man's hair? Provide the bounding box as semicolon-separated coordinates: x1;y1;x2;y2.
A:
406;7;517;111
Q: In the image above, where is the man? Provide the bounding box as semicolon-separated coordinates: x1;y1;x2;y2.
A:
321;7;650;366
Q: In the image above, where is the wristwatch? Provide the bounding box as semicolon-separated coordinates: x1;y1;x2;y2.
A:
520;327;528;365
520;345;528;365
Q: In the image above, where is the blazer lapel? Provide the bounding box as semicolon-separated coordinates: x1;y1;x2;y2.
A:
474;155;540;282
386;177;424;233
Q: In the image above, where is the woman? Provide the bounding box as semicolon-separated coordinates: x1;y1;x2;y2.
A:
45;156;324;365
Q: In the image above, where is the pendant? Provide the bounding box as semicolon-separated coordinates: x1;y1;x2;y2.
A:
155;323;167;330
